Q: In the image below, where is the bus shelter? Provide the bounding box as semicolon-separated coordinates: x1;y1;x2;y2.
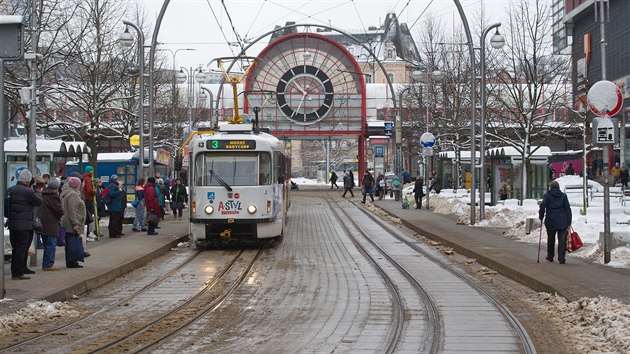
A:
3;139;89;189
487;146;552;204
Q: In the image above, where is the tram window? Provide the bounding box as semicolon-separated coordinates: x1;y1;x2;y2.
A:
194;152;265;186
274;152;286;183
259;153;271;185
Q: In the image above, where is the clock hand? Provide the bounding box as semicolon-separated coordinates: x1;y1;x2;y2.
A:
293;80;307;95
293;92;307;116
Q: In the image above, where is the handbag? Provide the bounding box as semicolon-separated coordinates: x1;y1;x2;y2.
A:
131;199;139;208
567;226;583;252
33;217;44;233
147;211;159;224
57;226;66;247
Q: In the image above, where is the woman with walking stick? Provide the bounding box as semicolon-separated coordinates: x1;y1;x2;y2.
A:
538;181;572;264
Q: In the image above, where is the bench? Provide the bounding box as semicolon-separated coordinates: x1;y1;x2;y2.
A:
564;184;592;200
592;186;624;203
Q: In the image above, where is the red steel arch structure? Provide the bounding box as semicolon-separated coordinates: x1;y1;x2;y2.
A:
244;32;367;179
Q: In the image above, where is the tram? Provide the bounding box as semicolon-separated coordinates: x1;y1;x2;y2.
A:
188;123;290;246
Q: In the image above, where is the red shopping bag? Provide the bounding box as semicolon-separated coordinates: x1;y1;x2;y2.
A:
567;226;583;252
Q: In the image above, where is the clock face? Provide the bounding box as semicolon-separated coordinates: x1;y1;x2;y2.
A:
276;65;334;124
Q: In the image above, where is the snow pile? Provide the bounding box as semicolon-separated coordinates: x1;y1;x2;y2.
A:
0;300;79;333
526;293;630;353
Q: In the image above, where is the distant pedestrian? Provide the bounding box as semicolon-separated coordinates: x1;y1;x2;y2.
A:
156;178;166;220
413;178;424;209
392;176;402;201
329;171;339;189
38;177;64;271
82;165;97;236
620;167;629;190
538;181;572;264
564;163;575;176
104;175;125;238
611;162;621;185
170;177;188;219
132;178;146;232
402;170;411;184
342;172;354;197
596;156;604;176
6;169;43;280
376;173;385;200
61;176;87;268
144;177;162;235
348;170;355;188
361;171;375;203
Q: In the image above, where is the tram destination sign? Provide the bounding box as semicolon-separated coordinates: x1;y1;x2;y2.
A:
206;139;257;150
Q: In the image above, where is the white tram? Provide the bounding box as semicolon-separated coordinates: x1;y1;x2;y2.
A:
188;123;289;246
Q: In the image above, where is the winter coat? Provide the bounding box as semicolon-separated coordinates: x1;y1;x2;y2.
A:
7;182;43;231
621;169;629;183
413;179;424;196
539;188;572;231
330;171;338;182
156;186;164;207
61;187;86;231
159;183;170;201
82;172;96;200
38;188;64;236
343;175;353;189
105;182;126;212
362;173;375;189
348;171;355;187
170;184;188;203
144;182;162;217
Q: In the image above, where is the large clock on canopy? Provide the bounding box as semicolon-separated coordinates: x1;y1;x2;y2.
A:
245;31;365;131
276;65;334;123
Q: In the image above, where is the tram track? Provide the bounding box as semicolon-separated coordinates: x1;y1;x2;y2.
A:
345;194;537;354
325;196;442;354
1;247;265;354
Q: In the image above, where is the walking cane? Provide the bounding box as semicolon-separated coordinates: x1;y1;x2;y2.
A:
537;220;543;263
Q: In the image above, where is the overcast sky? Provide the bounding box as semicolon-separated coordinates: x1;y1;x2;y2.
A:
133;0;512;71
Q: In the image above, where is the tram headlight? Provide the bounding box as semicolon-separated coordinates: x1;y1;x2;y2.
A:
204;205;214;214
247;204;257;214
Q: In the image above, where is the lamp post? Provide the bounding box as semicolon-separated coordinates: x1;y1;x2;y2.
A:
156;47;196;121
118;21;145;179
395;70;423;177
199;86;214;127
176;66;206;134
479;23;505;220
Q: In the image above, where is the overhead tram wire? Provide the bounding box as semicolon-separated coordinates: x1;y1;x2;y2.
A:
243;0;269;44
221;0;247;54
407;0;434;31
351;0;370;34
205;0;239;57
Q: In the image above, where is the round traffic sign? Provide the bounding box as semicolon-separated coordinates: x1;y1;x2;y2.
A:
587;80;623;117
420;132;436;148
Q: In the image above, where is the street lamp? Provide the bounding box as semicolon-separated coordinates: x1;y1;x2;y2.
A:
118;22;145;179
395;70;423;178
479;23;505;220
199;86;214;127
176;66;206;134
156;47;196;121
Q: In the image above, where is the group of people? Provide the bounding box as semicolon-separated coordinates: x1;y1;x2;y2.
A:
6;169;89;279
5;166;189;280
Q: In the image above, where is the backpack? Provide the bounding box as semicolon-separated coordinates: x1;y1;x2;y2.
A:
101;185;111;204
393;179;401;188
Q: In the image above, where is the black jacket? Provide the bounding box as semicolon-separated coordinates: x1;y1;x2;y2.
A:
413;179;424;195
539;188;572;230
362;173;375;189
7;182;43;231
170;184;188;203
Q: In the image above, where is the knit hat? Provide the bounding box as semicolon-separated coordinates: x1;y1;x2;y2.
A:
47;177;61;189
111;174;119;182
18;169;32;183
70;171;82;179
68;176;82;189
85;165;94;173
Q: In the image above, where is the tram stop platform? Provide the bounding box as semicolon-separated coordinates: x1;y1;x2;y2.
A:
1;216;190;309
370;196;630;304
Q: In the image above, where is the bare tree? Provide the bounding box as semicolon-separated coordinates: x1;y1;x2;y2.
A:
486;0;571;199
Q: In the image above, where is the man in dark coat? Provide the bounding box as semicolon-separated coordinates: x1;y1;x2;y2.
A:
413;178;424;209
539;180;572;264
361;171;375;203
7;169;43;280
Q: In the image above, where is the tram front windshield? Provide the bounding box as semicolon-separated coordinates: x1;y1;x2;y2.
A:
194;152;272;186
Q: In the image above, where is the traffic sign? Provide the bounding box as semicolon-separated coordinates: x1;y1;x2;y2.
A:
374;146;384;157
420;132;436;148
587;80;623;117
592;117;618;144
422;147;434;156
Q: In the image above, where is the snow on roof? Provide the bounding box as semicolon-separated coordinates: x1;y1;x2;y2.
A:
3;139;89;154
488;146;552;157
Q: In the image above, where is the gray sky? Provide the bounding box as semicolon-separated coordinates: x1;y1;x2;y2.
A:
134;0;511;71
